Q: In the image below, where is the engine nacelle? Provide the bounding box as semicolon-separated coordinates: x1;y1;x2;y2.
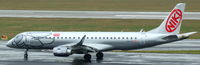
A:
53;46;72;57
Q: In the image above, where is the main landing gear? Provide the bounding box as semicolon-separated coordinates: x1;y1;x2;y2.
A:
84;54;92;60
96;52;104;59
83;52;104;60
24;49;29;60
96;52;104;63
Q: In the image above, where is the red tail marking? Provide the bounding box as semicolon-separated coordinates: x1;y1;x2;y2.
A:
53;33;60;37
165;9;182;32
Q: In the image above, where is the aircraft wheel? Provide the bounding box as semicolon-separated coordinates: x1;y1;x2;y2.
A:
96;52;104;59
84;54;91;60
24;54;28;58
24;49;29;59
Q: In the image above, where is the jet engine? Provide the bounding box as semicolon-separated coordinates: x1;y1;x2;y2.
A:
53;46;72;57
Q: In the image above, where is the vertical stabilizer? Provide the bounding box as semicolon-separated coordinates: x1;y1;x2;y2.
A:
148;3;185;34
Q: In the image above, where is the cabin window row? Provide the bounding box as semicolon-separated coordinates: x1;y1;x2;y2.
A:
45;37;137;40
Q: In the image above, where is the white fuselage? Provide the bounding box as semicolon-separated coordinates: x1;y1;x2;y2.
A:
7;31;174;51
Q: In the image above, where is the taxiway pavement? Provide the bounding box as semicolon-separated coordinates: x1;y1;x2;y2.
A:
0;10;200;20
0;40;200;65
139;39;200;50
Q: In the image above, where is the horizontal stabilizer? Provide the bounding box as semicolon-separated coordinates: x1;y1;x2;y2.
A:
177;32;197;39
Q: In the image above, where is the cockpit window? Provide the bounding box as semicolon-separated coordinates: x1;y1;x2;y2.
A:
13;34;23;43
15;34;23;38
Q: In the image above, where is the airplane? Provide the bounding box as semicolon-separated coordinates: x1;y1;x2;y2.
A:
6;3;197;60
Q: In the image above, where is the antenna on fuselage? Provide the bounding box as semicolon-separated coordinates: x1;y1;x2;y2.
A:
140;29;144;32
140;25;146;32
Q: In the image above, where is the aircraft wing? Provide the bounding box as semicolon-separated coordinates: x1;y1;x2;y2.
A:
56;42;112;53
53;35;113;56
82;43;113;51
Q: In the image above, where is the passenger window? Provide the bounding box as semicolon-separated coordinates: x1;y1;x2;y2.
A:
87;37;89;39
78;37;80;39
65;37;67;39
118;37;120;39
103;37;105;39
107;37;109;39
91;37;93;39
73;37;75;39
114;37;116;39
99;37;101;39
122;37;124;39
95;37;97;39
126;37;128;39
110;37;112;39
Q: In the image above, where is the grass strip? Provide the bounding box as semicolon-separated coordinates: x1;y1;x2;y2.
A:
0;0;199;11
0;18;199;39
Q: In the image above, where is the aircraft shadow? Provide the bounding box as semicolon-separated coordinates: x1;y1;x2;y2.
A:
72;57;103;65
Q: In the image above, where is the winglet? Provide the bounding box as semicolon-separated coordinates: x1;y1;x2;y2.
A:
77;35;86;46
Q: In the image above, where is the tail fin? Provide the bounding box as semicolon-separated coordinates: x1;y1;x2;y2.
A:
148;3;185;34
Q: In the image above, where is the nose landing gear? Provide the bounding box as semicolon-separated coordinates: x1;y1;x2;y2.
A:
24;49;29;60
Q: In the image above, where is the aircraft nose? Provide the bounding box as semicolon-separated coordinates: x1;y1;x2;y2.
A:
6;39;13;48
